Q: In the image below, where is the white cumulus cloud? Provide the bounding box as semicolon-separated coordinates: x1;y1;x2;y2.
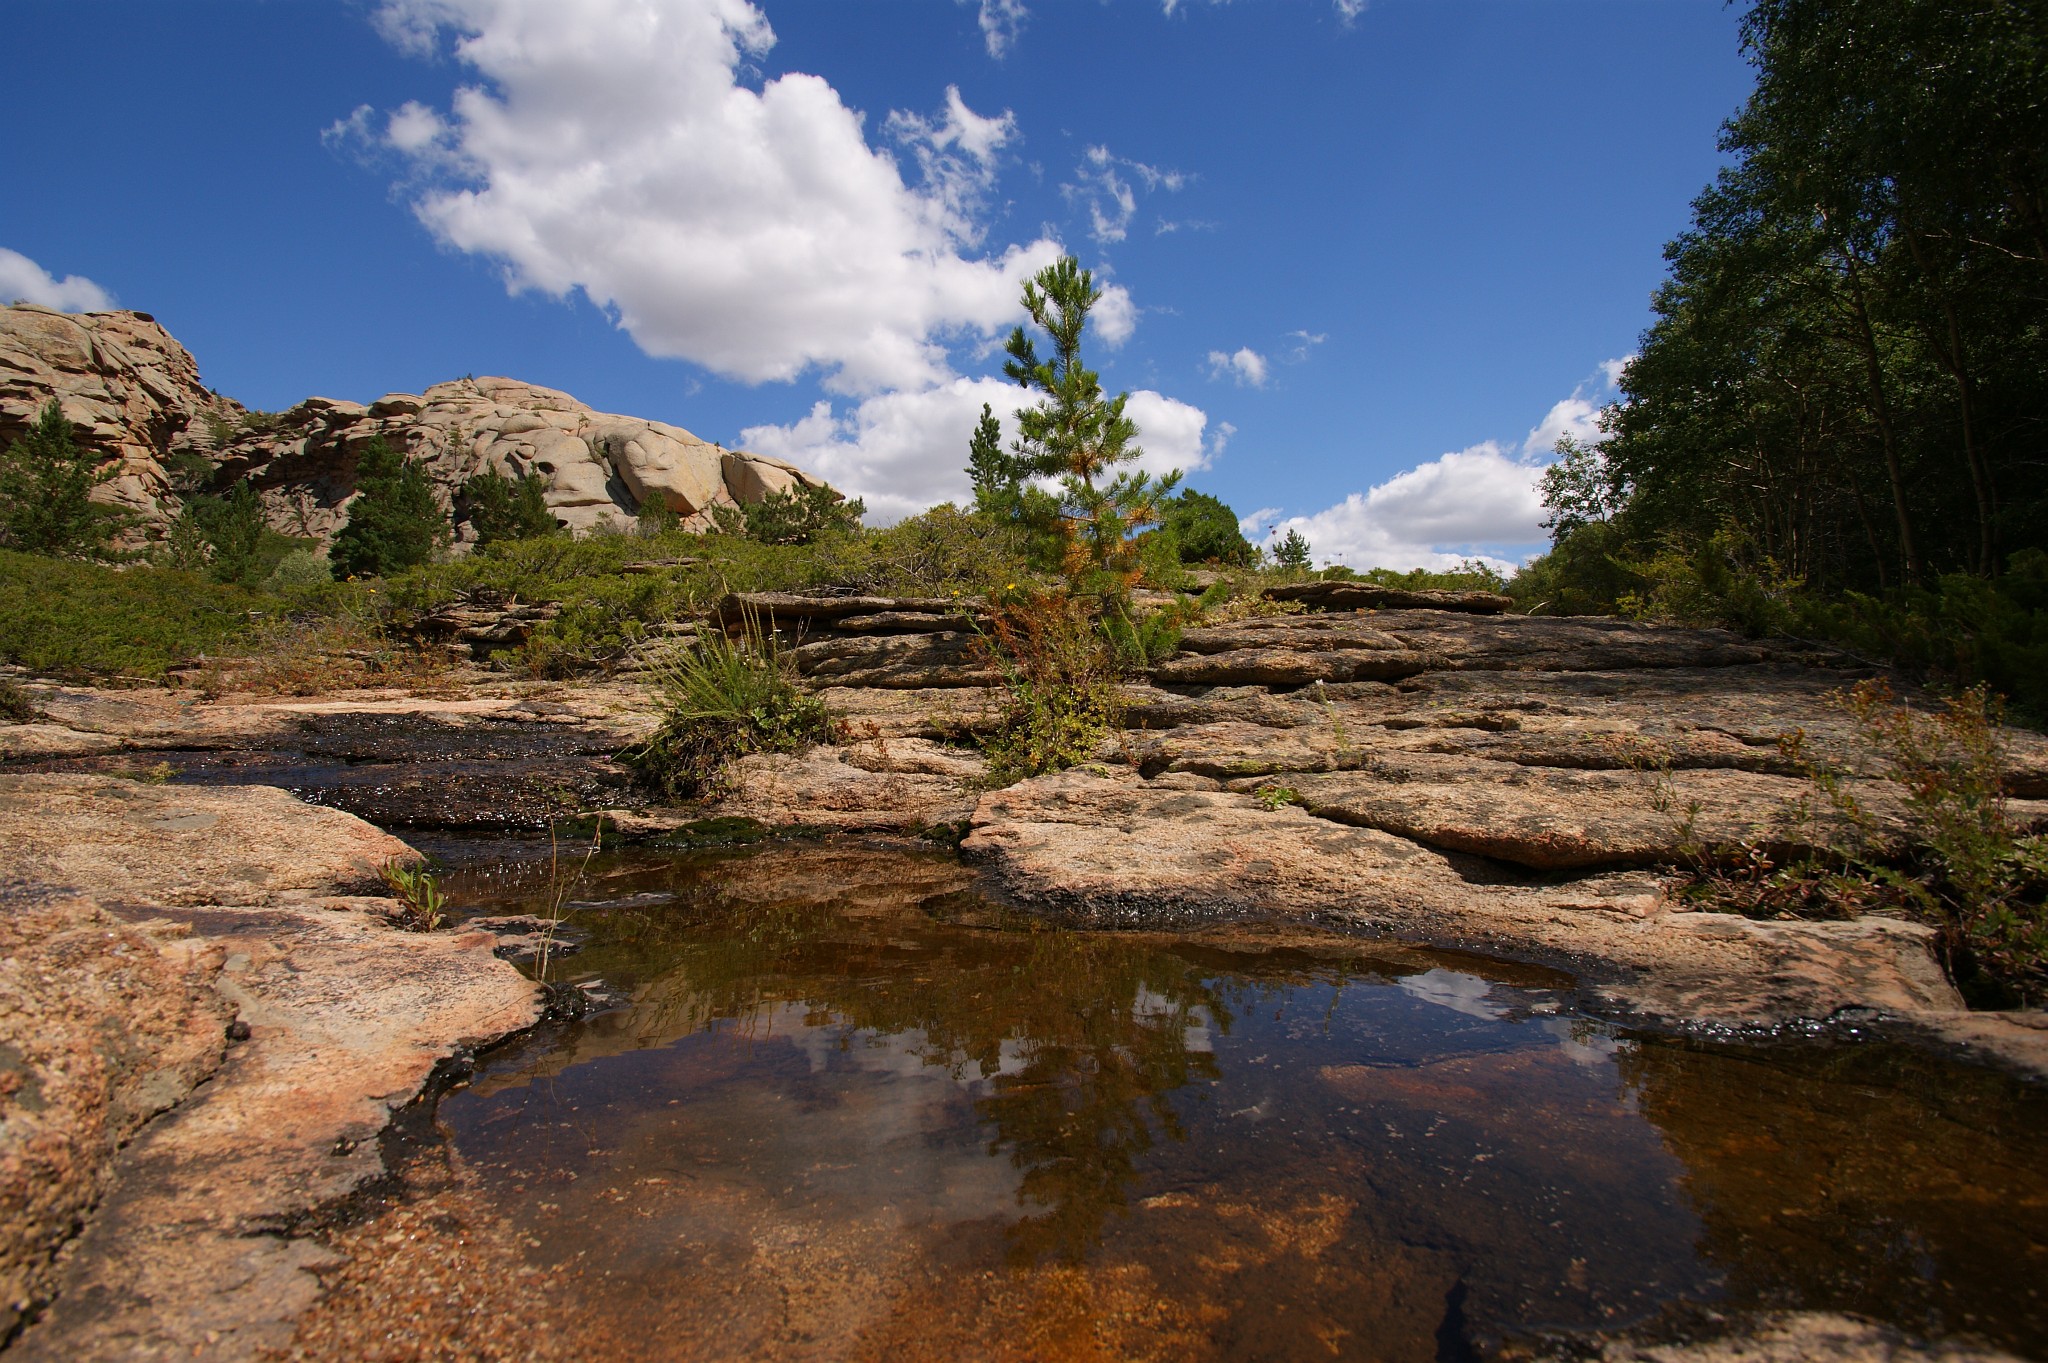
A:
0;248;113;312
1252;362;1634;573
1521;357;1629;456
351;0;1066;395
1259;441;1544;574
742;381;1211;525
1206;346;1268;387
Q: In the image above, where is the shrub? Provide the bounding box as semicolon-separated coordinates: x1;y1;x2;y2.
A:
262;547;333;592
858;504;1030;596
0;677;39;723
624;619;831;800
975;588;1125;784
330;437;449;578
713;482;865;546
1159;490;1254;566
378;859;449;931
1695;681;2047;1007
0;399;122;557
460;468;562;547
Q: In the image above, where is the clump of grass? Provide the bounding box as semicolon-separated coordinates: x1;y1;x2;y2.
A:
974;587;1125;785
624;616;831;801
378;859;448;931
1690;680;2047;1007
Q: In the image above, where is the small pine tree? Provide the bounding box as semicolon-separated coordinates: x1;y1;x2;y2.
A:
461;468;561;548
0;399;120;557
968;402;1015;516
1002;256;1179;587
329;437;449;578
1273;528;1314;572
182;479;269;585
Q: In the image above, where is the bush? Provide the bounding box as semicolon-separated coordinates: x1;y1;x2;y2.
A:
713;483;865;546
460;468;562;547
330;437;449;578
262;547;333;592
858;504;1030;596
0;400;122;557
0;677;39;723
624;619;831;800
975;588;1125;783
1159;489;1254;566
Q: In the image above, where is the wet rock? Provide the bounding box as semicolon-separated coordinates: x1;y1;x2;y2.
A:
1263;581;1513;613
467;915;585;966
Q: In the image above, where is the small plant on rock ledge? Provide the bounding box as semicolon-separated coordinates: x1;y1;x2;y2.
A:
624;615;831;801
973;586;1125;785
379;859;449;931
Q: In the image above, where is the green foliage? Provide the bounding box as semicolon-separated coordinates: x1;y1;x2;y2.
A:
262;547;333;592
860;503;1031;596
1158;489;1254;566
0;400;121;557
1002;256;1180;586
1254;784;1303;811
624;620;831;800
1703;682;2047;1007
975;588;1126;784
329;437;449;579
712;482;865;546
378;859;449;931
460;467;562;547
182;480;269;584
0;548;265;678
968;402;1011;517
1272;528;1313;572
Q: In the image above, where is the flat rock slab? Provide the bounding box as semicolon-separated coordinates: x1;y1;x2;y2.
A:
962;767;1963;1030
1262;581;1513;613
0;773;410;906
0;777;540;1362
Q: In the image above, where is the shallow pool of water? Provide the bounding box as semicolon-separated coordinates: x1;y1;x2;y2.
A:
425;839;2048;1362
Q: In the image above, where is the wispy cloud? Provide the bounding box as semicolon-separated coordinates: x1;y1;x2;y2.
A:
1062;144;1187;245
1205;347;1269;387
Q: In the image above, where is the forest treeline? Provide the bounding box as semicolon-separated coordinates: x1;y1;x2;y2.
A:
1520;0;2048;715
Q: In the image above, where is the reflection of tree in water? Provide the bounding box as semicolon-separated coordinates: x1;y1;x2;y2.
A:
537;847;1291;1262
1617;1037;2048;1355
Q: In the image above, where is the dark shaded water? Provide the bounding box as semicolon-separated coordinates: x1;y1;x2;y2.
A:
424;839;2048;1363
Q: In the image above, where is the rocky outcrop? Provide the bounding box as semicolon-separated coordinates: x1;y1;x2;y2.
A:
0;774;541;1360
0;305;241;533
208;375;834;541
0;302;838;545
1262;580;1513;613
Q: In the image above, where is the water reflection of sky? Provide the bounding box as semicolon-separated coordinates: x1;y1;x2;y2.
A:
436;843;2048;1362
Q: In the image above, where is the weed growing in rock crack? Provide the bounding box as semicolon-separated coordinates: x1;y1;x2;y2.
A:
971;587;1125;784
379;860;449;931
1254;785;1303;811
624;614;831;800
1687;680;2047;1007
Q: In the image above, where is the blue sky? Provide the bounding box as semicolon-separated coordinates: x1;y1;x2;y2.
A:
2;0;1751;569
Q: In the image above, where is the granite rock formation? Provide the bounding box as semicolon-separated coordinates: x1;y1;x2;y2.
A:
0;303;836;546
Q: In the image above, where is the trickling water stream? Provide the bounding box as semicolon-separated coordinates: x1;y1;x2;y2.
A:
422;838;2048;1363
